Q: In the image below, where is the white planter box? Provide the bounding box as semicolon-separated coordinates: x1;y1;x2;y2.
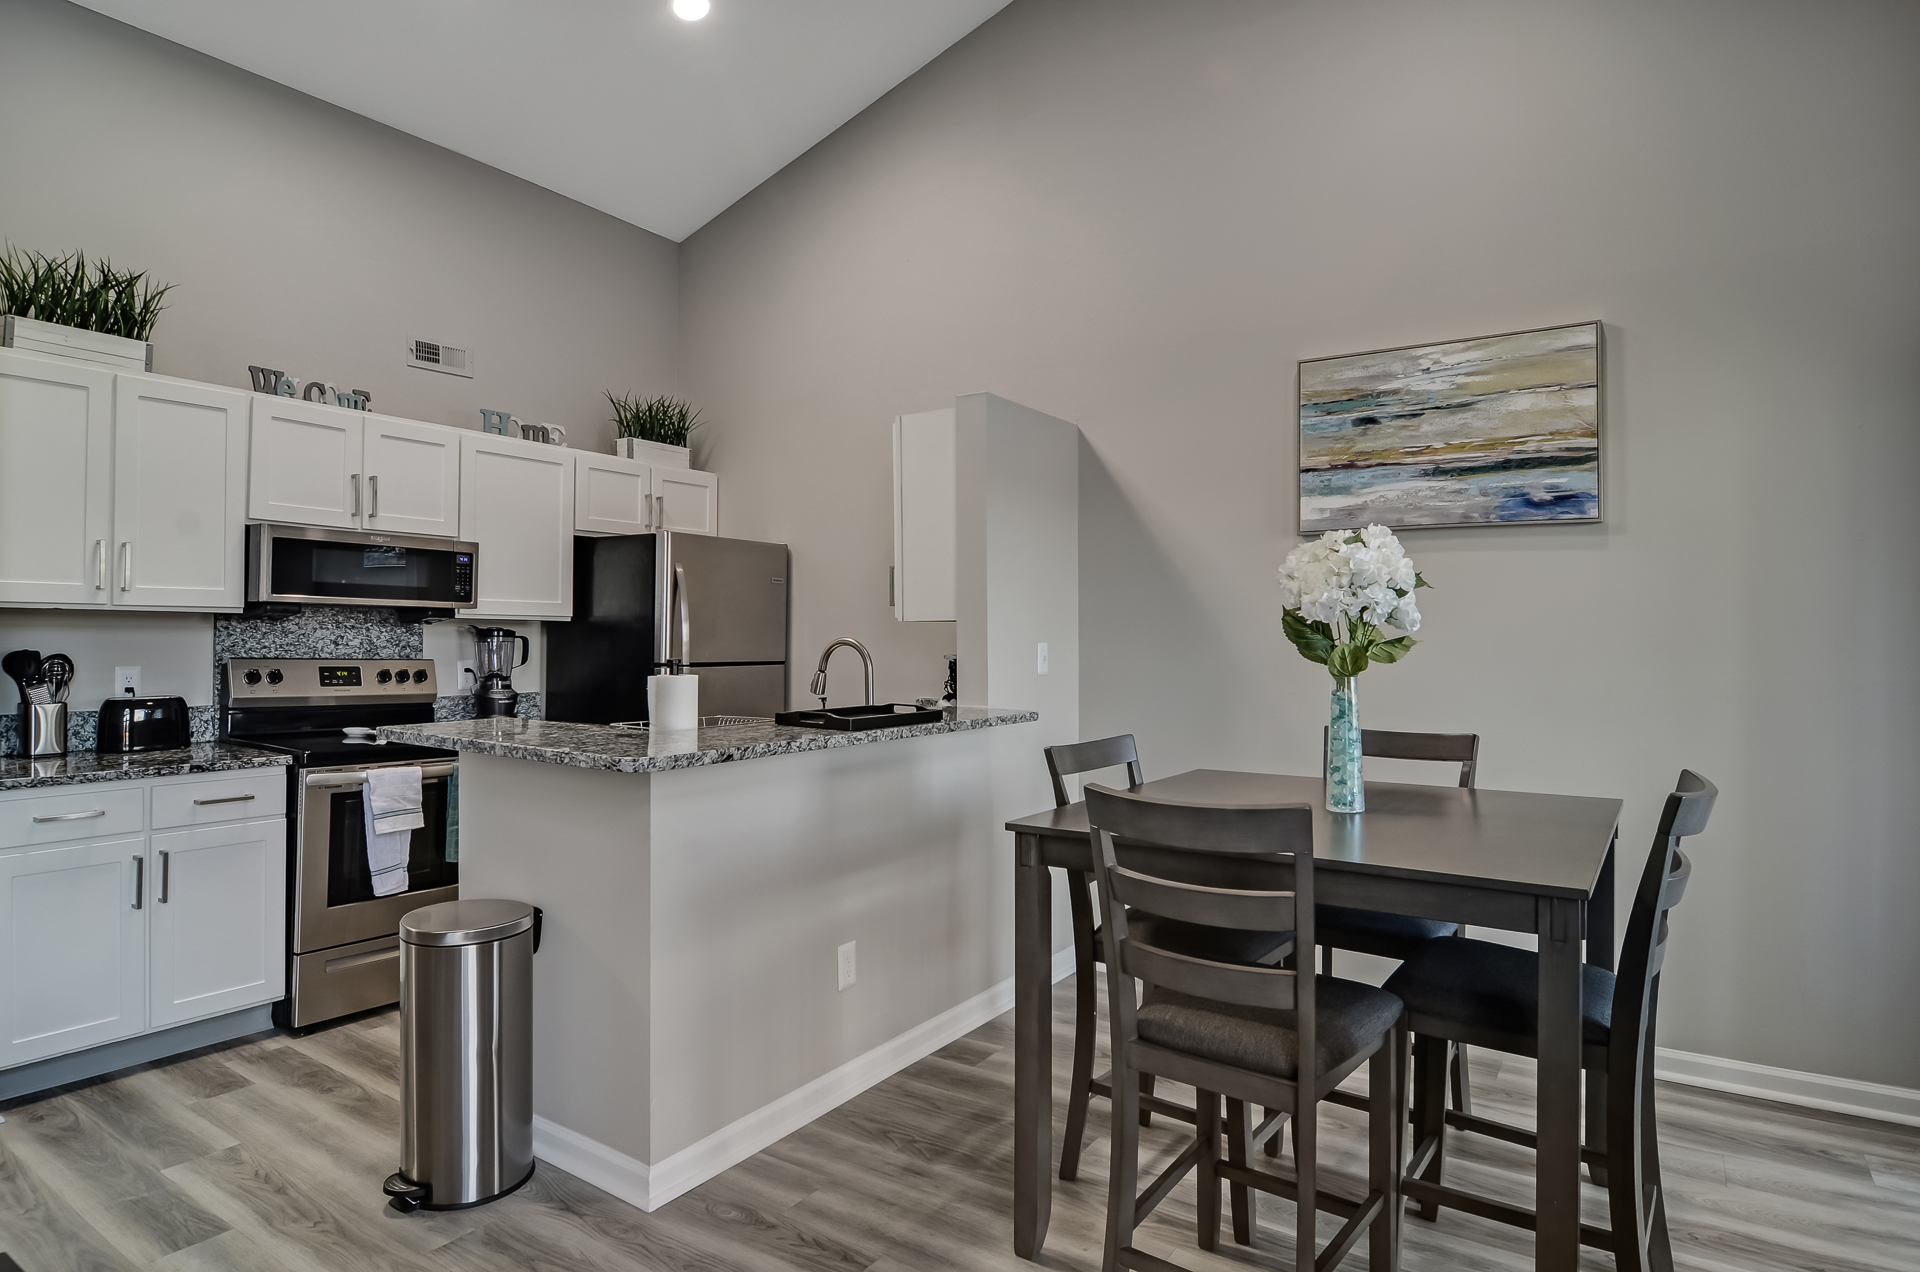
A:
615;437;690;469
1;315;151;372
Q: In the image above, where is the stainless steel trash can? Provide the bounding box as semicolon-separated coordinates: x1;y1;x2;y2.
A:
382;899;538;1212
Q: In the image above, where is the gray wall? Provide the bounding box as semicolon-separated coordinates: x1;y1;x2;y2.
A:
0;0;678;450
682;0;1920;1087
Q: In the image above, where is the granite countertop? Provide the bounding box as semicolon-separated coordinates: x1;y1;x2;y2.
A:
0;743;290;791
379;707;1040;774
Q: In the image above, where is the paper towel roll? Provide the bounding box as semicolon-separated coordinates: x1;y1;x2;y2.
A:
647;674;700;731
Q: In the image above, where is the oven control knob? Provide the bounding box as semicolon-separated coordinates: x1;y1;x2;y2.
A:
376;668;393;685
242;668;262;686
412;668;430;684
265;668;283;685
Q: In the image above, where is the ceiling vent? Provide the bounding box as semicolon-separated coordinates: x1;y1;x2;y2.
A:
406;336;473;378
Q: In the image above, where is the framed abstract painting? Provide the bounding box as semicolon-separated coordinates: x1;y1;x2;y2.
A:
1297;321;1602;532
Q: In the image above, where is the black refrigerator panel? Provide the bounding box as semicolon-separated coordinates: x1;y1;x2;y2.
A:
546;534;789;725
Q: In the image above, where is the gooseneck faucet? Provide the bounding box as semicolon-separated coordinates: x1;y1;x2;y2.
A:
810;638;875;708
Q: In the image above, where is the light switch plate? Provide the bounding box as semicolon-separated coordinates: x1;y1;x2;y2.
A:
1037;642;1049;676
837;941;857;991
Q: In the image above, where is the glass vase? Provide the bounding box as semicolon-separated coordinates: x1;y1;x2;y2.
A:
1326;675;1364;813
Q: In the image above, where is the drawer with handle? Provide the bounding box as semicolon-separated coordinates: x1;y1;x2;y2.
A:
151;770;287;829
0;785;146;848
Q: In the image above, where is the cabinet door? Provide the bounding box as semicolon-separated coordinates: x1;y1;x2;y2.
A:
149;819;286;1028
655;466;718;537
248;397;363;528
0;835;146;1068
0;350;113;606
363;413;461;538
892;409;956;621
459;433;574;617
112;374;250;610
574;453;652;535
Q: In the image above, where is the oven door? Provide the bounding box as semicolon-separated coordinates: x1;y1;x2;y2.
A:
249;523;477;609
295;759;459;954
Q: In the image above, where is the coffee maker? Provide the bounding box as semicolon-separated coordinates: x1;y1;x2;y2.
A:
468;626;530;718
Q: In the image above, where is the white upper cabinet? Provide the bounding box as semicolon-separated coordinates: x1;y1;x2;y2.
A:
148;818;286;1029
655;465;718;536
459;432;574;618
249;397;362;529
0;350;114;607
112;374;250;610
0;834;148;1068
362;413;461;538
893;408;957;622
574;452;653;536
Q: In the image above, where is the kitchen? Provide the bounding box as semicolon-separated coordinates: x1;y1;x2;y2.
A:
2;2;1917;1272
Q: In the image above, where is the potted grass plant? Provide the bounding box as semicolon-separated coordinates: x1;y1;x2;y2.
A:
608;392;702;468
0;246;174;372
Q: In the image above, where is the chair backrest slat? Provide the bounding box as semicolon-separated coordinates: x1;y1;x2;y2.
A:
1107;864;1298;933
1046;735;1144;808
1124;939;1298;1010
1324;727;1480;788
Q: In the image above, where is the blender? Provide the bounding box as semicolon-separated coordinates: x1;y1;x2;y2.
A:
468;626;530;718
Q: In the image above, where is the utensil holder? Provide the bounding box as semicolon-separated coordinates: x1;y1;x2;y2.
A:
17;702;68;757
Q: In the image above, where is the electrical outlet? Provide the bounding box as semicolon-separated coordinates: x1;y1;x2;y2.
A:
114;666;141;697
837;941;857;991
1037;642;1049;676
457;660;477;687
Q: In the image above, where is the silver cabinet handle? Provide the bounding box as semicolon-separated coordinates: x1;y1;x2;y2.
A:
33;808;106;823
351;473;362;517
369;474;379;519
94;539;106;589
132;854;143;909
655;494;665;531
119;541;132;592
158;850;170;904
192;793;256;806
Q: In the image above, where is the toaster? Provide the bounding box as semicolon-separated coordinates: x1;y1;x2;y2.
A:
95;695;192;753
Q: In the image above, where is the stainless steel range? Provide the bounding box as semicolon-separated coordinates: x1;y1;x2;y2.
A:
221;658;458;1029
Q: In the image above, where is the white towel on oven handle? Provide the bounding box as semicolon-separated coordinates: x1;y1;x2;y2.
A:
363;766;424;898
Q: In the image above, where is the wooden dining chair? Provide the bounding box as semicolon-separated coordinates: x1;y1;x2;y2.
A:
1086;783;1406;1272
1045;736;1294;1181
1316;728;1479;1117
1383;770;1717;1271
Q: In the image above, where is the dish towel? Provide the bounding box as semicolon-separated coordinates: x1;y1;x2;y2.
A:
363;766;424;898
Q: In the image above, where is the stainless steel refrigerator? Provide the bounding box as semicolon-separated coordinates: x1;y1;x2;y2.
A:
545;532;790;723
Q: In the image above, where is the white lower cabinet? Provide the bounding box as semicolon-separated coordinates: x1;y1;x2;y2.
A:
149;819;286;1028
0;834;147;1067
0;774;288;1073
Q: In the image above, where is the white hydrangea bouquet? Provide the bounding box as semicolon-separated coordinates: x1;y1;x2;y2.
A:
1276;525;1429;811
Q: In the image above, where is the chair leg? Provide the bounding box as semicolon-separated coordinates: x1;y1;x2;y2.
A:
1060;873;1099;1181
1294;1096;1317;1272
1226;1098;1255;1245
1641;1054;1675;1272
1320;943;1333;976
1262;1105;1284;1157
1410;1033;1448;1222
1370;1022;1407;1272
1587;1060;1610;1187
1606;1050;1654;1272
1197;1089;1221;1251
1449;1042;1473;1116
1104;1049;1142;1272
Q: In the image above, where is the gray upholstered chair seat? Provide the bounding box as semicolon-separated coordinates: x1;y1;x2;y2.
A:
1126;914;1293;968
1136;977;1403;1080
1315;904;1458;959
1383;936;1615;1050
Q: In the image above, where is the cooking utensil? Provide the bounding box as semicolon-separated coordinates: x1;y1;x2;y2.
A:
38;653;73;703
3;648;41;702
24;679;53;705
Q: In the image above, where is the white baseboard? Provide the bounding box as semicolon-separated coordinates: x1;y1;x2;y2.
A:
1657;1046;1920;1128
533;947;1078;1213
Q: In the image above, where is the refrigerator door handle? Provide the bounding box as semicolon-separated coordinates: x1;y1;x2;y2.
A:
671;562;691;668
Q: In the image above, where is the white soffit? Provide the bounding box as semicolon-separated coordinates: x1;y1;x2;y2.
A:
71;0;1010;242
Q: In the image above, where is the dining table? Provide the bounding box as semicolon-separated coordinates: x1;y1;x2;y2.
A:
1006;769;1622;1272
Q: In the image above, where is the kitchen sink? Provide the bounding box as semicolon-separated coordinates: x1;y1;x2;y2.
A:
774;703;946;731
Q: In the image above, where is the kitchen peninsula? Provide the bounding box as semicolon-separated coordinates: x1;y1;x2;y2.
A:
380;707;1038;1211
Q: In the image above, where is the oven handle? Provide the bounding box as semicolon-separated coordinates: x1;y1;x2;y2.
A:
305;762;457;789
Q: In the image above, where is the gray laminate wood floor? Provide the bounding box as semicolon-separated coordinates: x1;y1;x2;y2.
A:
1;975;1914;1271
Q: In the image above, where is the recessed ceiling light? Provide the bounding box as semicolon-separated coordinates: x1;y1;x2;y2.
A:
673;0;710;19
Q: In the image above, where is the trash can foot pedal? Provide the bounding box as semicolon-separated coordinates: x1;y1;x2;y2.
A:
383;1173;429;1214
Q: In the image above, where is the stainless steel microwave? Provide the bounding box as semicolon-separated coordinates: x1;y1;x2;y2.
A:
247;524;478;609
